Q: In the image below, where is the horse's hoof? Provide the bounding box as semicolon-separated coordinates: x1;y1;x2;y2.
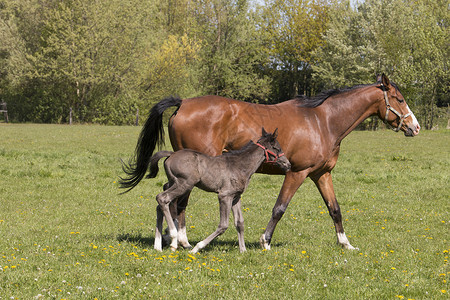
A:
182;243;192;250
259;234;271;250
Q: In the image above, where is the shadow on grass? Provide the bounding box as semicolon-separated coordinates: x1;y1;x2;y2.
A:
117;232;285;252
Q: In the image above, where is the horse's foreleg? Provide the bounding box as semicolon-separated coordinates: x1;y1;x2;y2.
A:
190;195;232;253
231;196;246;253
260;171;307;250
312;172;357;250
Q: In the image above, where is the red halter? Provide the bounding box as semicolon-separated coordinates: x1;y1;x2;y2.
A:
256;143;285;163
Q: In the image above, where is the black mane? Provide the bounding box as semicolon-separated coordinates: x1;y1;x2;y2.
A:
295;81;399;108
223;140;256;156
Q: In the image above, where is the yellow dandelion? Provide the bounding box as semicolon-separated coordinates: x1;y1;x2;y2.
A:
441;290;447;294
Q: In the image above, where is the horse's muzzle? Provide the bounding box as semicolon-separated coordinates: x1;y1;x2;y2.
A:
404;123;420;137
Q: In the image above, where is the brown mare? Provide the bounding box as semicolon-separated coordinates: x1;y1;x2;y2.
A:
120;74;420;251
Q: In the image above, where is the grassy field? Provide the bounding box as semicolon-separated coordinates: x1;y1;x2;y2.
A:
0;124;448;299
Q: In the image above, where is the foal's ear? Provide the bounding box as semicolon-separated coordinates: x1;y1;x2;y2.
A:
272;128;278;139
261;127;268;136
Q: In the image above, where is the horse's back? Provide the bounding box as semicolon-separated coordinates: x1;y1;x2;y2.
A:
168;96;299;154
167;95;326;173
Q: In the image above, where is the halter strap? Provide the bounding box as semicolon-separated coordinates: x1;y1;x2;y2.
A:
381;83;412;132
256;143;285;163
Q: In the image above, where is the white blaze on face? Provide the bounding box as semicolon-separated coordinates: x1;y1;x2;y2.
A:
407;105;421;135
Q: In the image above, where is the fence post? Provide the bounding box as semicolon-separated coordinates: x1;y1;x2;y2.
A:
135;108;139;126
69;107;73;125
0;102;8;123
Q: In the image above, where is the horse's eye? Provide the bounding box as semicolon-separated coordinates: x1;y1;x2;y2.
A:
397;98;404;103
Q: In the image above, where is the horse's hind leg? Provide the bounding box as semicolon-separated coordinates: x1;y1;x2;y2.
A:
154;205;164;251
231;196;246;252
190;195;233;254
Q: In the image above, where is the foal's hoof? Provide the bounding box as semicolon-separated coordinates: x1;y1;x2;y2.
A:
259;234;271;250
181;243;193;250
342;243;359;251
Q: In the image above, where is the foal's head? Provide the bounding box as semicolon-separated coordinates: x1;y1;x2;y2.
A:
256;128;291;172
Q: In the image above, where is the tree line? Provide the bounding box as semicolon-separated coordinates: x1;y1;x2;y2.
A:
0;0;448;128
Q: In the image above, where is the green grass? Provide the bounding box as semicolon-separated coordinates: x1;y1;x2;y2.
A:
0;124;448;299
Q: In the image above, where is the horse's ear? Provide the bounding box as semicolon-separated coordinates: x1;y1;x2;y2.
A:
261;127;268;136
376;74;382;82
272;128;278;139
381;73;390;88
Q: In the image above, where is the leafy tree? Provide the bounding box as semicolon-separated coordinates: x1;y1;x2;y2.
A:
313;0;376;89
137;33;201;104
191;0;271;101
261;0;329;101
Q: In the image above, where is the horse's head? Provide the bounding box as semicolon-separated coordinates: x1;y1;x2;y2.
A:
377;74;420;137
257;128;291;172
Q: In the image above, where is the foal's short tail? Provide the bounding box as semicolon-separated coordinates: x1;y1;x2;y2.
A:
146;151;173;179
119;96;182;193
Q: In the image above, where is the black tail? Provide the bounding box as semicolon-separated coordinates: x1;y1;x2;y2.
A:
146;151;173;179
119;96;182;193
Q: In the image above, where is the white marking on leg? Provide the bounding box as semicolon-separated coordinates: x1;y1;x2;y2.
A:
154;235;162;251
190;241;206;254
337;232;357;250
169;229;178;251
178;226;192;249
259;234;271;250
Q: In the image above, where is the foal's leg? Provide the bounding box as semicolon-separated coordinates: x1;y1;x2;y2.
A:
154;205;164;251
261;171;307;250
231;196;246;253
190;195;233;254
312;172;357;250
156;183;190;251
175;192;192;249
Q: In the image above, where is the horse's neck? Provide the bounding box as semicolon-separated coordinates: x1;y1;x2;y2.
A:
231;146;265;177
322;86;380;145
